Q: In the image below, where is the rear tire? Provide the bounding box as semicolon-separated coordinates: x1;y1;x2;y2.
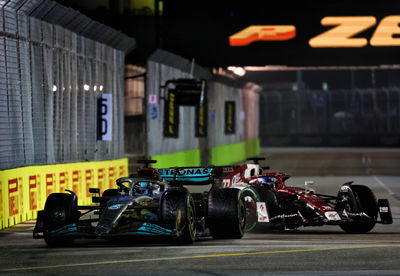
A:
160;189;196;244
207;188;246;239
338;185;378;234
43;193;77;247
241;187;259;232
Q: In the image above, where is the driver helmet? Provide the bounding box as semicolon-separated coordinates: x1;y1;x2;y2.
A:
135;181;152;196
258;176;279;188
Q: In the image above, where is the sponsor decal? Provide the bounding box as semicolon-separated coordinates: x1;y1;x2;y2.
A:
98;168;105;193
159;168;212;181
59;172;68;192
163;90;179;137
119;165;126;178
310;16;400;48
72;170;80;195
97;93;113;141
222;179;231;188
148;94;158;104
150;104;159;120
195;103;207;137
324;211;341;221
85;169;93;198
109;167;116;189
46;173;55;197
108;204;125;210
230;16;400;48
29;175;38;210
229;25;296;46
257;202;269;222
379;206;389;213
48;223;77;235
137;222;174;235
159;168;212;176
8;179;18;216
224;101;236;134
231;173;241;185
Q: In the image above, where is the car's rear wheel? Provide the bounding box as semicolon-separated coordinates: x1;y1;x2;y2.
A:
207;188;246;239
338;184;378;234
43;193;77;247
241;187;259;232
161;189;196;244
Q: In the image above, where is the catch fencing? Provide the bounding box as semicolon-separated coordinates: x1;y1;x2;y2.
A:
0;0;135;170
260;87;400;146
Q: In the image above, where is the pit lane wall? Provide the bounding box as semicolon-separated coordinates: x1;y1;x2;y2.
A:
0;158;128;230
146;49;261;167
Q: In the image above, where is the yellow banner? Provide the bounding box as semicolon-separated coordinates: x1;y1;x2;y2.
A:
0;158;128;230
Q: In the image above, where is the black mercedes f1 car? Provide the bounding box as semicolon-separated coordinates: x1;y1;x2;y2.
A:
33;160;246;246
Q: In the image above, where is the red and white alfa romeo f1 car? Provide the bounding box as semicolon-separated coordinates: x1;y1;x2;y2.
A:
219;158;393;233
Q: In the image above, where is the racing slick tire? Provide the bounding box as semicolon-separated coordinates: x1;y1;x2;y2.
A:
207;188;246;239
160;189;196;244
43;193;77;247
253;186;284;232
241;187;259;232
338;184;378;234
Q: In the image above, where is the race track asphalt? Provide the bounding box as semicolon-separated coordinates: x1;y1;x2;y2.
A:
1;147;399;276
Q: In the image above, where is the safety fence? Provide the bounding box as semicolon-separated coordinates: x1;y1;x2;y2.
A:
0;158;128;230
0;0;135;170
260;87;400;146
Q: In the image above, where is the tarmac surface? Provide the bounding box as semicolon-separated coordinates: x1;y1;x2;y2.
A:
1;147;399;276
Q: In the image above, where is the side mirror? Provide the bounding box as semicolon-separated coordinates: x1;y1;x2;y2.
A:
89;187;100;204
89;188;100;194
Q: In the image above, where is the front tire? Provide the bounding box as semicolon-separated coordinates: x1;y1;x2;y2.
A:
160;189;196;244
43;193;77;247
338;184;378;234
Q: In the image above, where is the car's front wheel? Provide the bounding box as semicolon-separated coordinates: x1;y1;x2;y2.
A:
337;184;378;233
43;193;77;247
161;189;196;244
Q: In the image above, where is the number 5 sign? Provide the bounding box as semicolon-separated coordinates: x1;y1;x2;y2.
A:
97;93;112;141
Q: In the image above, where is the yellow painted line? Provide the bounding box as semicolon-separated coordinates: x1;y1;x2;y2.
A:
1;244;400;272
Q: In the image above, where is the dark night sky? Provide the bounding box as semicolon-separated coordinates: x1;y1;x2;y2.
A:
159;0;400;67
56;0;400;89
57;0;400;68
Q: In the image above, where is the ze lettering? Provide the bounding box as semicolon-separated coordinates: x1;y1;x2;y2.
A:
309;16;400;47
229;25;296;46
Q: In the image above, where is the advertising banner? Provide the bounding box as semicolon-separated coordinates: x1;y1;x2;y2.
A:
163;89;180;138
195;103;208;137
0;158;128;230
225;101;236;134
